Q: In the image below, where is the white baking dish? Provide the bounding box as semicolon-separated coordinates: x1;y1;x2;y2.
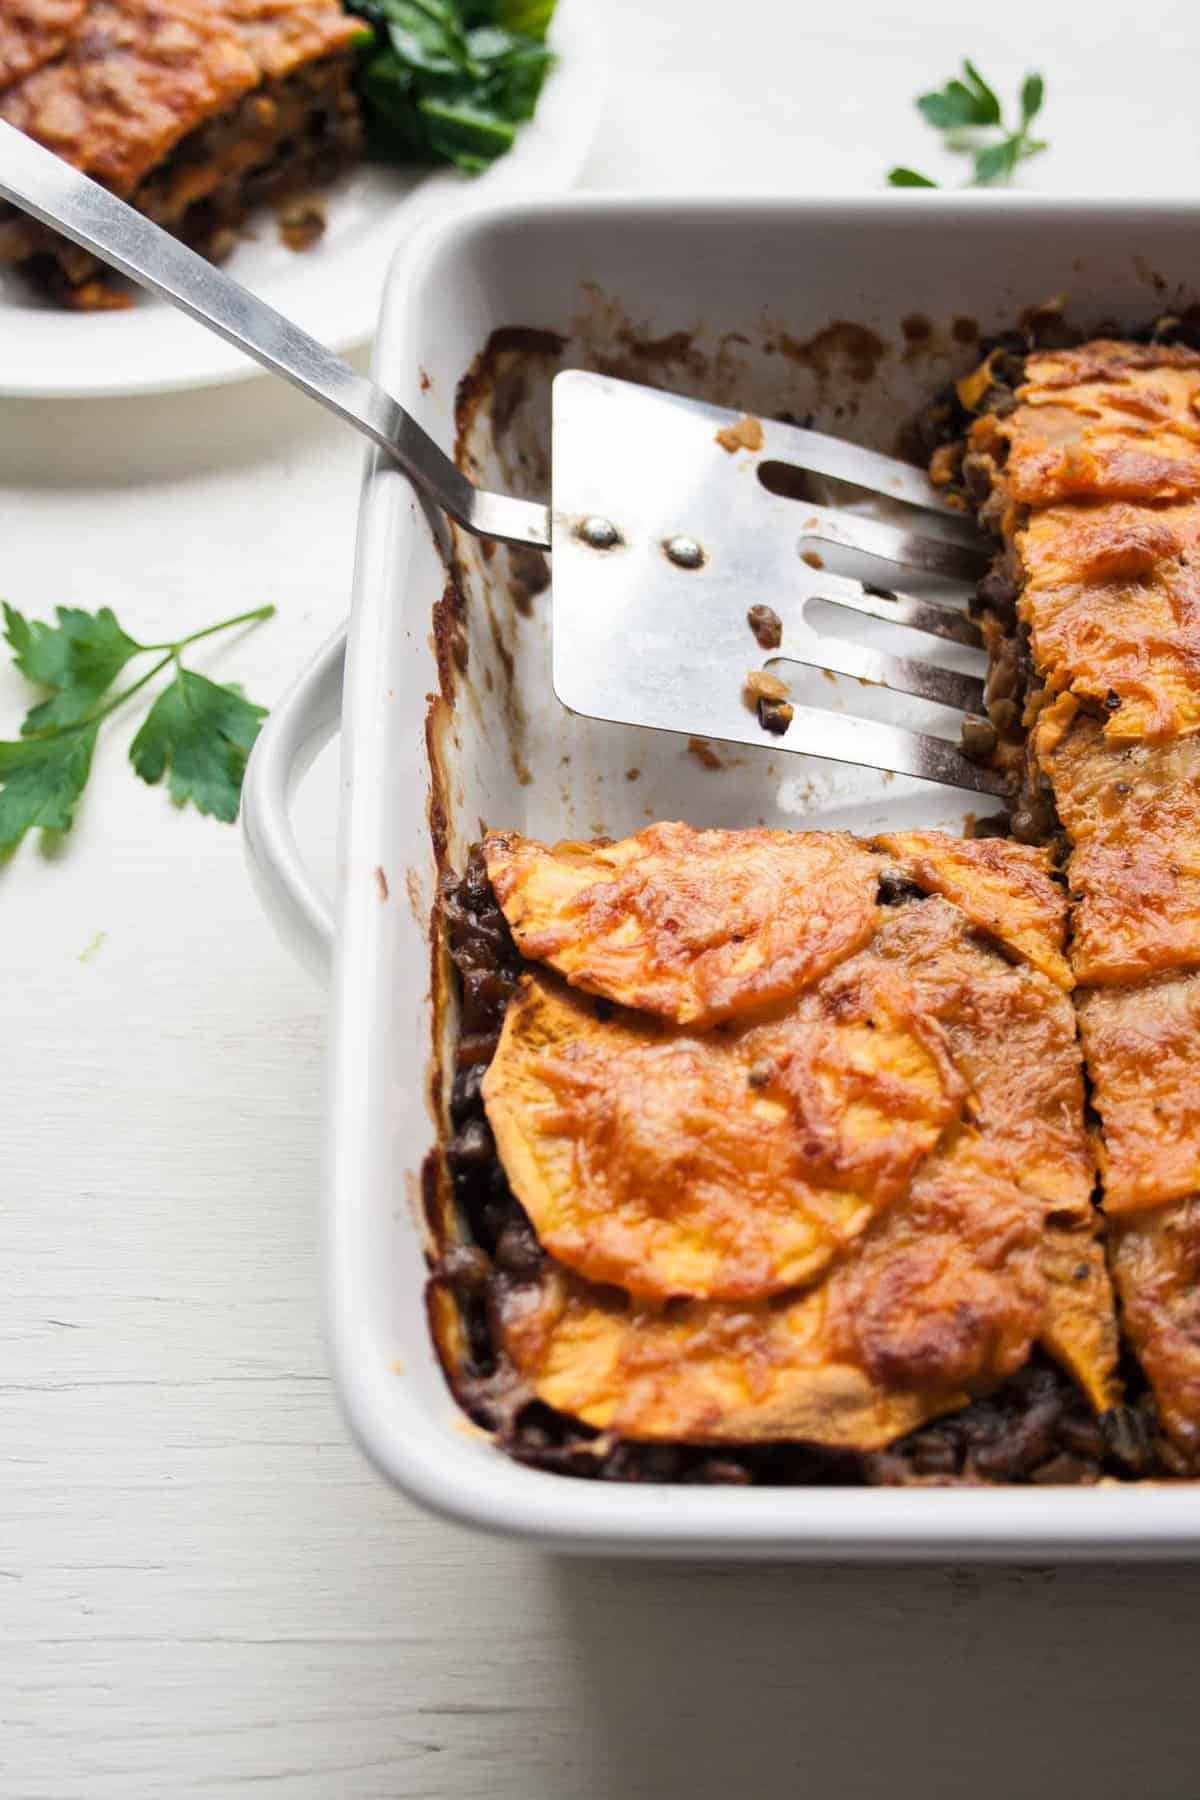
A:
245;195;1200;1557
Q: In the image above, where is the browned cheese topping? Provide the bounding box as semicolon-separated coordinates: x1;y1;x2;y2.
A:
478;823;1117;1448
484;824;883;1029
1;0;260;194
0;0;86;87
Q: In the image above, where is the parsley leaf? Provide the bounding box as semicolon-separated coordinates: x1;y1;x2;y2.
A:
0;600;273;852
1021;72;1044;127
973;139;1019;186
0;724;98;849
887;166;939;188
888;61;1047;190
960;60;1002;125
345;0;556;173
130;669;266;823
3;602;142;733
917;77;996;132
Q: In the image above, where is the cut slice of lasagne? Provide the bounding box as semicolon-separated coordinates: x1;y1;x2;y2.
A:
0;0;363;306
943;333;1200;1470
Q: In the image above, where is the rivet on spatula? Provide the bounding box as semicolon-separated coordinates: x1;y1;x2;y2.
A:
664;535;705;569
577;516;621;549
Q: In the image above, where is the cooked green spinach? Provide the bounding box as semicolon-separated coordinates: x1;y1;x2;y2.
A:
345;0;558;174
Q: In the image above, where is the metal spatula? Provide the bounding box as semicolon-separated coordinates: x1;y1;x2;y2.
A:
0;120;1001;798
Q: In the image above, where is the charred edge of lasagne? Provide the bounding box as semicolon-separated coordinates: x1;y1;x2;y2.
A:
3;52;361;307
430;847;1177;1486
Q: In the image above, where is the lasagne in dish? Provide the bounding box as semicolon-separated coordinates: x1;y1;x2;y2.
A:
0;0;362;306
432;328;1200;1487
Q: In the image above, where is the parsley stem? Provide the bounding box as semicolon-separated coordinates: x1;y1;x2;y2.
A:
15;650;175;743
85;602;275;724
15;602;277;744
85;652;177;726
140;603;276;656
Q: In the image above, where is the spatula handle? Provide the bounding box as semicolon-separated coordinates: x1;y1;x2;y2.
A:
0;120;550;549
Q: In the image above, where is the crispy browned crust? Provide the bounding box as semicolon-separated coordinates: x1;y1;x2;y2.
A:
484;825;884;1028
215;0;361;79
481;825;1114;1448
1017;500;1200;744
1040;1222;1121;1416
981;340;1200;509
497;1264;954;1451
874;830;1072;989
0;0;85;87
1077;975;1200;1215
974;343;1200;750
0;0;259;195
1037;710;1200;986
484;956;961;1304
868;897;1093;1221
497;1134;1046;1449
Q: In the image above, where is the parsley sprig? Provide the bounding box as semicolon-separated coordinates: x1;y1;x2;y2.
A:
888;61;1047;189
0;600;274;851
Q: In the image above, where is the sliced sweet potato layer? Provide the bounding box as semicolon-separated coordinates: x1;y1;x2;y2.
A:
876;829;1072;989
1077;972;1200;1214
485;823;882;1027
1110;1198;1200;1464
483;965;960;1303
497;1134;1046;1449
986;340;1200;509
1036;710;1200;984
1039;1223;1121;1416
1016;499;1200;743
869;897;1093;1220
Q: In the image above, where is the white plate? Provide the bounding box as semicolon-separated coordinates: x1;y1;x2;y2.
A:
0;0;604;399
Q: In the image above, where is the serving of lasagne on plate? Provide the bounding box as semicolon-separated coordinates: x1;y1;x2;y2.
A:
0;0;363;306
430;329;1200;1489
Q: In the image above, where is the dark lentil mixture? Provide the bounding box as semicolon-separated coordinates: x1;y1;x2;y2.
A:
431;851;1182;1486
747;604;783;650
756;696;794;735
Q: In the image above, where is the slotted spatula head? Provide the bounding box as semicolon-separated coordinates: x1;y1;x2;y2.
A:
549;370;1007;797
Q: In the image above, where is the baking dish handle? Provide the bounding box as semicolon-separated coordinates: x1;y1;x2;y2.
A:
242;626;345;982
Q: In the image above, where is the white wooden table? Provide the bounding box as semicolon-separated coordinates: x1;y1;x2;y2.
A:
6;3;1200;1793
